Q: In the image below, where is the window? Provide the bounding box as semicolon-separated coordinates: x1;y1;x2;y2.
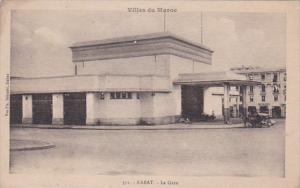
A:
273;85;279;93
137;93;140;99
110;93;115;99
116;92;121;99
99;92;105;100
249;74;253;80
273;73;278;82
261;74;265;80
127;92;132;99
283;73;286;81
284;95;286;101
110;92;132;99
250;96;254;102
261;85;265;92
274;95;278;102
262;95;265;102
121;92;127;98
74;65;77;75
250;86;254;93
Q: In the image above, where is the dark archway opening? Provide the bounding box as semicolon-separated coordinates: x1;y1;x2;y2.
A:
272;106;281;118
248;106;257;115
32;94;52;124
10;94;22;124
259;106;269;114
63;93;86;125
181;85;204;121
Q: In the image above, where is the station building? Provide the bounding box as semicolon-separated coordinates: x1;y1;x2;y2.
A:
10;32;258;125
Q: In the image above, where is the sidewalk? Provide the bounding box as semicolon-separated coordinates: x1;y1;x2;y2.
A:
11;123;245;130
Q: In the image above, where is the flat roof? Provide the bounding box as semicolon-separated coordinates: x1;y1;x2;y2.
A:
70;32;213;52
174;71;260;86
232;67;286;74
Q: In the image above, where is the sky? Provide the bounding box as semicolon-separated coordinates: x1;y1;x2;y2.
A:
11;10;286;77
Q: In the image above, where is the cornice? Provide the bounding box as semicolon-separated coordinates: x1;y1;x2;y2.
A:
70;33;213;64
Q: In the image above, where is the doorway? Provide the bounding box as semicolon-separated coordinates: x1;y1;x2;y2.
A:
272;106;282;118
10;94;22;124
63;93;86;125
181;85;204;121
32;94;52;124
248;106;257;115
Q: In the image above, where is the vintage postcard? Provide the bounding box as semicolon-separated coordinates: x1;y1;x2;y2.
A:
0;1;299;188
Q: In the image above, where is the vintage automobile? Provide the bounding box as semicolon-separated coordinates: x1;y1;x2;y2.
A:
243;112;273;128
200;113;216;121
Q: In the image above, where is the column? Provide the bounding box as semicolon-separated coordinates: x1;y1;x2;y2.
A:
52;94;64;124
269;106;272;117
236;89;240;117
223;83;230;124
86;92;97;125
241;85;248;117
282;105;286;118
22;94;32;124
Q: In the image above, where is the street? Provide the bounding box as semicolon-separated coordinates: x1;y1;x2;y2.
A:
10;119;285;177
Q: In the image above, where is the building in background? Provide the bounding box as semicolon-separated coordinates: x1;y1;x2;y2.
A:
231;66;286;118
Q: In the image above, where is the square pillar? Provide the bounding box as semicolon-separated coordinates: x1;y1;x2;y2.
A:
86;92;97;125
22;95;32;124
223;83;230;124
269;106;272;117
52;94;64;124
242;85;248;117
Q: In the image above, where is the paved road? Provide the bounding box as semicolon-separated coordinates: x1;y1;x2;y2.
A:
10;119;285;177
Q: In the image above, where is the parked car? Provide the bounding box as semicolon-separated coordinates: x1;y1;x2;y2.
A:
244;112;273;128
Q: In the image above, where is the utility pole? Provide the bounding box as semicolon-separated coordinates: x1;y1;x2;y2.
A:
201;12;203;44
164;11;166;32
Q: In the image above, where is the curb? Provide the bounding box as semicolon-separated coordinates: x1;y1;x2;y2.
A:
10;139;55;151
11;124;245;130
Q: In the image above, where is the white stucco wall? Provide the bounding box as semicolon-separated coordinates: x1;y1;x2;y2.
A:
152;93;177;117
75;55;169;76
105;98;141;119
169;55;212;81
203;87;223;118
140;93;154;118
52;94;64;124
86;93;98;124
96;93;141;124
203;87;240;118
140;92;179;118
22;95;32;120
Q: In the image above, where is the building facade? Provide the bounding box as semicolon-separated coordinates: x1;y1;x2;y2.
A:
10;32;256;126
231;66;286;118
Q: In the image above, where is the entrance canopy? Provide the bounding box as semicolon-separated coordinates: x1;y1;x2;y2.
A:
174;71;260;86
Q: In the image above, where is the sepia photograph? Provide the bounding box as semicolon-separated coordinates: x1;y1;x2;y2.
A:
1;1;299;188
9;9;286;177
